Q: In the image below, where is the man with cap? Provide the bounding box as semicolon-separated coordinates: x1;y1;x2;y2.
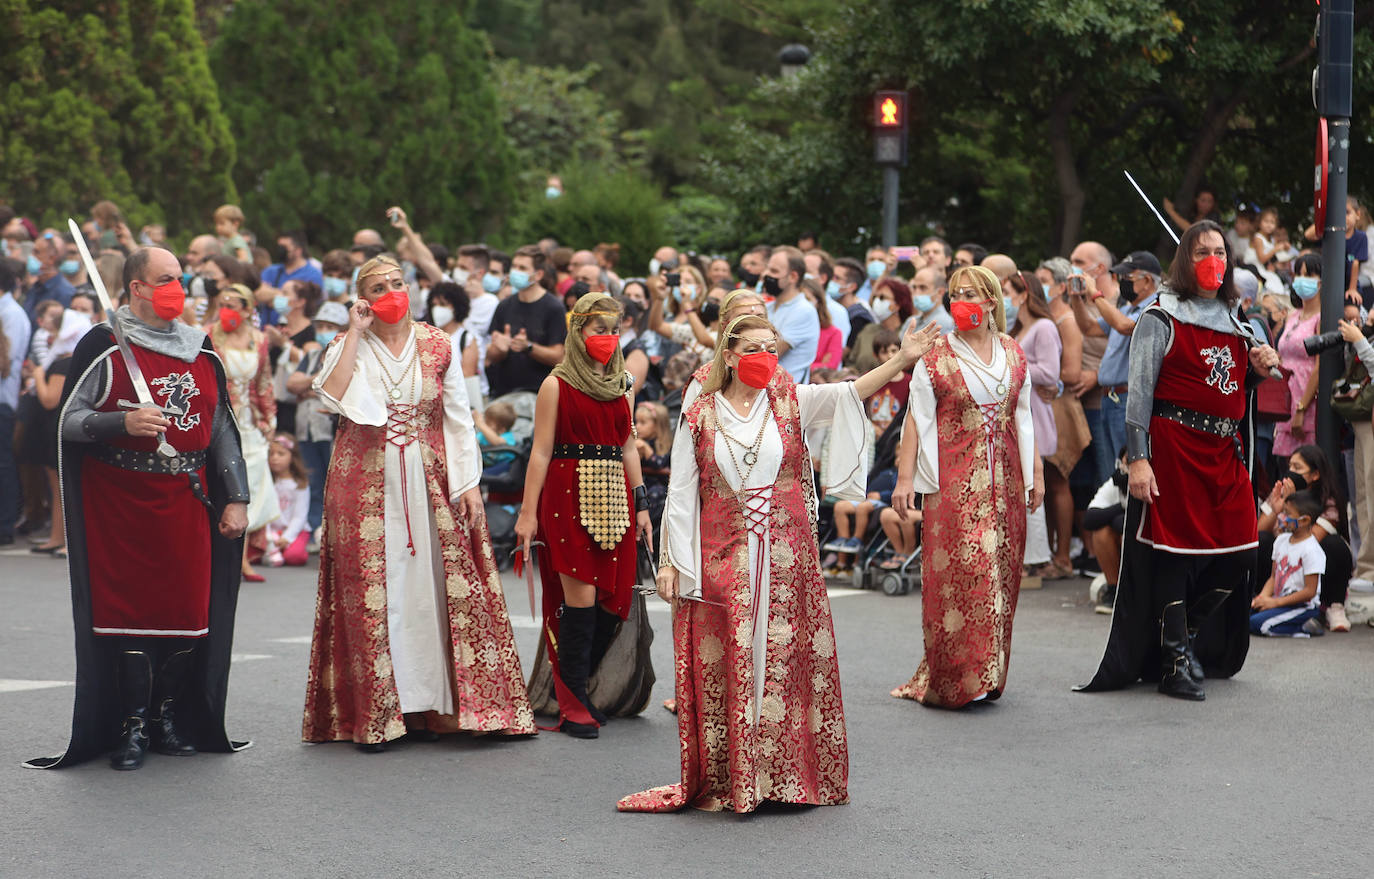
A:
1068;250;1162;471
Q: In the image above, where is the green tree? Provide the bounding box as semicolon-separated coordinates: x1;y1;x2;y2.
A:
211;0;516;251
0;0;236;234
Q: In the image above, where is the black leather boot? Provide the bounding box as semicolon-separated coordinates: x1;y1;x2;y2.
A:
110;650;153;770
1185;588;1233;684
1158;601;1205;701
150;648;198;756
556;604;600;738
585;607;622;725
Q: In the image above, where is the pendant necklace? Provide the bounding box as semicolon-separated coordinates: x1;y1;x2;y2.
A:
366;333;418;402
953;337;1008;397
720;394;770;471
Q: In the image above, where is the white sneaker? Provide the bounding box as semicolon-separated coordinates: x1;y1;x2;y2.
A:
1346;596;1374;626
1348;578;1374;593
1327;603;1352;632
1088;573;1109;604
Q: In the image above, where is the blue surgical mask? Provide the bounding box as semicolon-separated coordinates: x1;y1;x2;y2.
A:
912;294;934;313
509;269;531;292
826;280;842;300
323;276;348;298
350;266;360;292
1003;297;1019;327
60;259;80;276
1070;266;1084;276
1292;276;1319;300
482;272;502;294
1042;282;1052;298
273;294;290;314
316;330;338;347
545;186;561;200
25;255;41;275
866;260;885;281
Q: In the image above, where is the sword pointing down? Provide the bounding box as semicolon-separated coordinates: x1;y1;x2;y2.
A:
67;218;179;460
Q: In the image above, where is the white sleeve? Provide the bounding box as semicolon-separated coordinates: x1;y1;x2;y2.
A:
662;414;702;599
907;361;939;494
1304;539;1327;575
1016;368;1036;498
676;378;701;432
798;383;868;503
311;339;386;427
442;334;482;499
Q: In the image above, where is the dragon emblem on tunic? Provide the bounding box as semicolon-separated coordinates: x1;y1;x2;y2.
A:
1200;345;1239;395
150;371;202;432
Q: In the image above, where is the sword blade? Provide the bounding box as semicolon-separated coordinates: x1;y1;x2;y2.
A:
1123;171;1181;246
67;218;157;408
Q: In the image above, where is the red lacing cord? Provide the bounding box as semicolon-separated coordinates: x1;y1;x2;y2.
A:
386;402;421;555
976;400;1000;489
738;485;771;634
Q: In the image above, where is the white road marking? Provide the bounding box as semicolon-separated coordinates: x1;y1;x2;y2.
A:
230;653;273;663
0;679;73;693
269;635;313;644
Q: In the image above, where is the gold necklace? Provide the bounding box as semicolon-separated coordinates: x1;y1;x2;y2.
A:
953;336;1008;397
719;396;771;477
366;333;418;401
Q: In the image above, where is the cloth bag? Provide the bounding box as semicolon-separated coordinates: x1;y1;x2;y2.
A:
1046;393;1091;477
1254;365;1293;423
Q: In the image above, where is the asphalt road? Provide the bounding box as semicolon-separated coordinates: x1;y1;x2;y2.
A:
3;548;1372;878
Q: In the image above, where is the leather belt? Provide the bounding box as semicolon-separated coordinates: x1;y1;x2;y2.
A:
1107;383;1129;394
91;445;207;475
1153;401;1241;438
552;443;622;460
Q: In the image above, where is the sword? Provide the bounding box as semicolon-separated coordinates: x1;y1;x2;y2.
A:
1123;170;1181;246
67;218;179;460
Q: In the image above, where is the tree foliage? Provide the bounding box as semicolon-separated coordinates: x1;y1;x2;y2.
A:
0;0;236;233
211;0;516;250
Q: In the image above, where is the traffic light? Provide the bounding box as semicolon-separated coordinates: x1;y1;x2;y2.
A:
872;90;908;167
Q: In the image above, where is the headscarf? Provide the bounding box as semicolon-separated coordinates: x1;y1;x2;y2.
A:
946;264;1007;333
550;292;629;402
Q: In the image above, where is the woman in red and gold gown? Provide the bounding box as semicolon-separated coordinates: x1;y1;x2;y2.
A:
619;314;940;813
303;257;534;751
890;265;1044;709
515;293;654;739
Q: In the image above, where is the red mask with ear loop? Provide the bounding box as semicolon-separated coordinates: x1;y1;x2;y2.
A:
736;351;778;389
218;307;242;332
369;290;410;324
1194;255;1226;292
950;300;985;331
137;279;186;320
584;334;619;364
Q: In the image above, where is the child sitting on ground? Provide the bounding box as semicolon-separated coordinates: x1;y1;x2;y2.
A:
1251;491;1326;637
1082;449;1129;613
266;434;311;567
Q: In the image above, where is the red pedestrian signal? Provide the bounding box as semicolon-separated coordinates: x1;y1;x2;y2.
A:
872;91;908;167
880;98;899;126
874;92;905;128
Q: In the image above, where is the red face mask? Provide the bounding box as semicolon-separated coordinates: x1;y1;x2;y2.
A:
218;307;242;332
950;300;985;332
369;289;410;324
1194;255;1226;292
137;279;186;321
584;333;619;364
735;351;778;389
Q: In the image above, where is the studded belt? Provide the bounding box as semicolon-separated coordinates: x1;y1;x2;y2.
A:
91;445;207;475
1153;401;1241;438
553;443;622;460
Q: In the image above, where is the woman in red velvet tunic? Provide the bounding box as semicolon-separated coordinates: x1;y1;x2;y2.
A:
516;293;653;739
619;315;939;813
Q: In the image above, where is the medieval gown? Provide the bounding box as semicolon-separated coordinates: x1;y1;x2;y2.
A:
891;332;1035;708
618;375;867;813
302;322;534;744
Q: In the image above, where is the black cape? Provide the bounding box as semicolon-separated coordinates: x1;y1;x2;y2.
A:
25;327;250;768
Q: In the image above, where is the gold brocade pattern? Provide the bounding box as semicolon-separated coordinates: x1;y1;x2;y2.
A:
302;323;535;744
577;458;631;549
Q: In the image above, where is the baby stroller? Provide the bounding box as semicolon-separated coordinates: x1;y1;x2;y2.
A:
481;436;531;571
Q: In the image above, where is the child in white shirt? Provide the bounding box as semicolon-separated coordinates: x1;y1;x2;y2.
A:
266;433;312;567
1251;491;1326;636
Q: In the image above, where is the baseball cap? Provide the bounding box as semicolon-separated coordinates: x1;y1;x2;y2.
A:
1109;251;1163;276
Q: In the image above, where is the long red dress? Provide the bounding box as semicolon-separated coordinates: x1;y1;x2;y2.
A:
618;377;849;813
893;334;1029;708
536;378;636;727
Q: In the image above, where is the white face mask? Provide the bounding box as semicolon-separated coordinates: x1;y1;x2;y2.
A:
871;298;894;321
453;268;470;286
430;305;454;327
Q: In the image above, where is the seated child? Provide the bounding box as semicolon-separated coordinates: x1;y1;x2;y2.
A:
1251;491;1326;637
824;467;897;574
266;434;311;567
1082;449;1128;611
877;499;922;571
864;329;908;437
474;400;519;476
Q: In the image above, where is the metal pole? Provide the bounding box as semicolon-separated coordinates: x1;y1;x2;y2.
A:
881;167;899;248
1316;116;1350;459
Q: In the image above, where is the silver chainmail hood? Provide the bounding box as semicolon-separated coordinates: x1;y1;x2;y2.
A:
112;305;207;363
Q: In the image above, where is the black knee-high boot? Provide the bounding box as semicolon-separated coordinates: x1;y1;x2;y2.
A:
151;647;198;756
556;604;599;738
585;607;622;725
110;650;153;770
1158;601;1205;701
1185;588;1232;684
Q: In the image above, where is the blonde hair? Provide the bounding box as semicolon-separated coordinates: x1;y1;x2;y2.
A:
946;264;1006;333
636;401;672;455
720;288;764;324
356;255;403;297
214;204;245;225
701;314;776;395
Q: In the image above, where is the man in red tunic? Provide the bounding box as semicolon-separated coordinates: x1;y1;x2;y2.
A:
26;246;251;770
1079;221;1281;701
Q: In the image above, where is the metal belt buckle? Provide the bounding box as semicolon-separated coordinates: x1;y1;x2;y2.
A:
1106;388;1121;404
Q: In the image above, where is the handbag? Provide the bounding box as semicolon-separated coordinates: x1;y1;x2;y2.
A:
1331;357;1374;423
1254;365;1293;424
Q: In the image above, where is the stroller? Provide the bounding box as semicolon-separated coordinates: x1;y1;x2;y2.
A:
481;436;531;571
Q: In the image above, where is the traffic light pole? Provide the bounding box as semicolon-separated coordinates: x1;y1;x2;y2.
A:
1314;0;1353;461
881;167;899;249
